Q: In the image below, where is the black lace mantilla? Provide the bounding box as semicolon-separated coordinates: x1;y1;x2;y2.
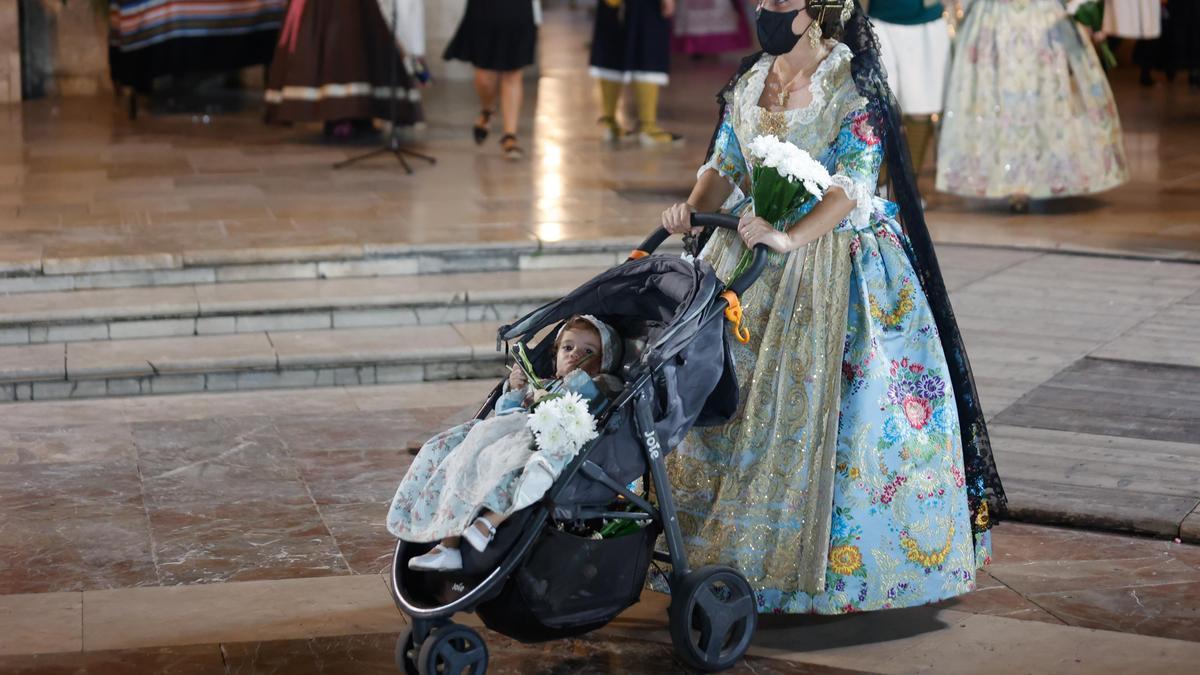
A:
702;2;1007;532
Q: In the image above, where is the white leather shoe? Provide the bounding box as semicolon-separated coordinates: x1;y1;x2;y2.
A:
407;545;462;571
462;518;497;553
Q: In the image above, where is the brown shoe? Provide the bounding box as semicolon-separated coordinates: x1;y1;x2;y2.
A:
500;133;524;161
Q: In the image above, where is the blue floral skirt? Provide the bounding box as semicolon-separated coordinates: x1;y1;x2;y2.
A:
661;208;990;614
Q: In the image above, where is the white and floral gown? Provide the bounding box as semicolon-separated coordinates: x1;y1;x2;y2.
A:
387;371;605;543
662;44;991;614
936;0;1128;198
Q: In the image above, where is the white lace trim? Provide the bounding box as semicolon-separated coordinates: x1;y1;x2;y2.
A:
744;42;855;127
829;174;874;230
697;158;746;207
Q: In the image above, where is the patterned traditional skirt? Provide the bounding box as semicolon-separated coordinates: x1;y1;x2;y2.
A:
386;415;529;544
264;0;421;125
936;0;1127;199
109;0;286;92
660;204;989;614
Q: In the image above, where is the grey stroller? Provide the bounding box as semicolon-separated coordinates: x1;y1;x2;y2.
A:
389;215;768;674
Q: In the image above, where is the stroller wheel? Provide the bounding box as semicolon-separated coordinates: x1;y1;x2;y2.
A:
417;623;489;675
394;627;419;675
668;565;758;672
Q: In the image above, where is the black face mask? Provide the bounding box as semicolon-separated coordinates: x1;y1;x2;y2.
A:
756;6;810;56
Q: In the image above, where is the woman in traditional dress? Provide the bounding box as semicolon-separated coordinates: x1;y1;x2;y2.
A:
673;0;754;56
1101;0;1160;40
936;0;1128;210
444;0;540;160
265;0;426;138
864;0;951;175
110;0;286;95
658;0;1004;614
590;0;684;145
1134;0;1200;88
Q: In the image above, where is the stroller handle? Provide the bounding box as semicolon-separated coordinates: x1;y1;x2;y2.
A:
629;213;768;297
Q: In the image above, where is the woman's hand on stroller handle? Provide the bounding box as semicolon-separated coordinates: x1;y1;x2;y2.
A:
634;210;768;294
685;213;770;296
662;202;702;236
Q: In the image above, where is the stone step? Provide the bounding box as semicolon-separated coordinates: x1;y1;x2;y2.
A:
0;321;512;402
0;236;680;295
0;267;604;346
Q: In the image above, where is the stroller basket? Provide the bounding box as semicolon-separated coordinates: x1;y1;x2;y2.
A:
476;521;661;642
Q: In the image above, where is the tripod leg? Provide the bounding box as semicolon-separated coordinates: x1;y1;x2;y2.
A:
333;145;393;169
398;148;437;165
394;150;414;175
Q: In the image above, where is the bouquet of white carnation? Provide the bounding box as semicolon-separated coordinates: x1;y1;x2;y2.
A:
526;390;599;460
746;134;832;225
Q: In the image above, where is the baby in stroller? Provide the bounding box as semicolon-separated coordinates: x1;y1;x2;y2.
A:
386;314;624;572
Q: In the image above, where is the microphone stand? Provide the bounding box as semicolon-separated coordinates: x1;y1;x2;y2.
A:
334;0;436;174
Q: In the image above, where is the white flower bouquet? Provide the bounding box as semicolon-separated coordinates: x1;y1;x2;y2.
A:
526;390;599;459
746;134;832;225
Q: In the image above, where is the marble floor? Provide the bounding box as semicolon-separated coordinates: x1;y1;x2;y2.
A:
0;633;862;675
3;4;1200;673
0;5;1198;276
0;382;1198;674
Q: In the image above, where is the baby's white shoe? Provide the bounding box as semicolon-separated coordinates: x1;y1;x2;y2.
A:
408;544;462;571
462;517;497;553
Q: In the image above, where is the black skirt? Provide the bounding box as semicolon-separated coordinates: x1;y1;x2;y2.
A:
444;0;538;71
589;0;671;84
1134;0;1200;71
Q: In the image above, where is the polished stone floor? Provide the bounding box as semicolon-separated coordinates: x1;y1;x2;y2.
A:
3;4;1200;673
0;634;860;675
0;6;1198;276
0;382;1198;670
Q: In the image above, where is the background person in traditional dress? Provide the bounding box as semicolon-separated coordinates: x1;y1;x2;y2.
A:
862;0;950;177
110;0;286;96
1134;0;1198;88
937;0;1128;211
673;0;754;55
658;0;1004;614
265;0;426;139
444;0;540;160
1102;0;1161;39
590;0;684;145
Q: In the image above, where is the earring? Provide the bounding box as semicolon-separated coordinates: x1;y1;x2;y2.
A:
809;21;823;49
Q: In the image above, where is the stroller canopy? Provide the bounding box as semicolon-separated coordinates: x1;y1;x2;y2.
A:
498;255;721;370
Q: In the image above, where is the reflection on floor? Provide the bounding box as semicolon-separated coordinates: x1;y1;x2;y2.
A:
2;4;1200;673
0;6;1197;275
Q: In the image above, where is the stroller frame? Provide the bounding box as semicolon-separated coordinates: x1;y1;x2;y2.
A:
389;216;768;674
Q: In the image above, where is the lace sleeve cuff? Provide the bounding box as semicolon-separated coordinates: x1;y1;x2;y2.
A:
697;159;746;208
829;174;874;230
